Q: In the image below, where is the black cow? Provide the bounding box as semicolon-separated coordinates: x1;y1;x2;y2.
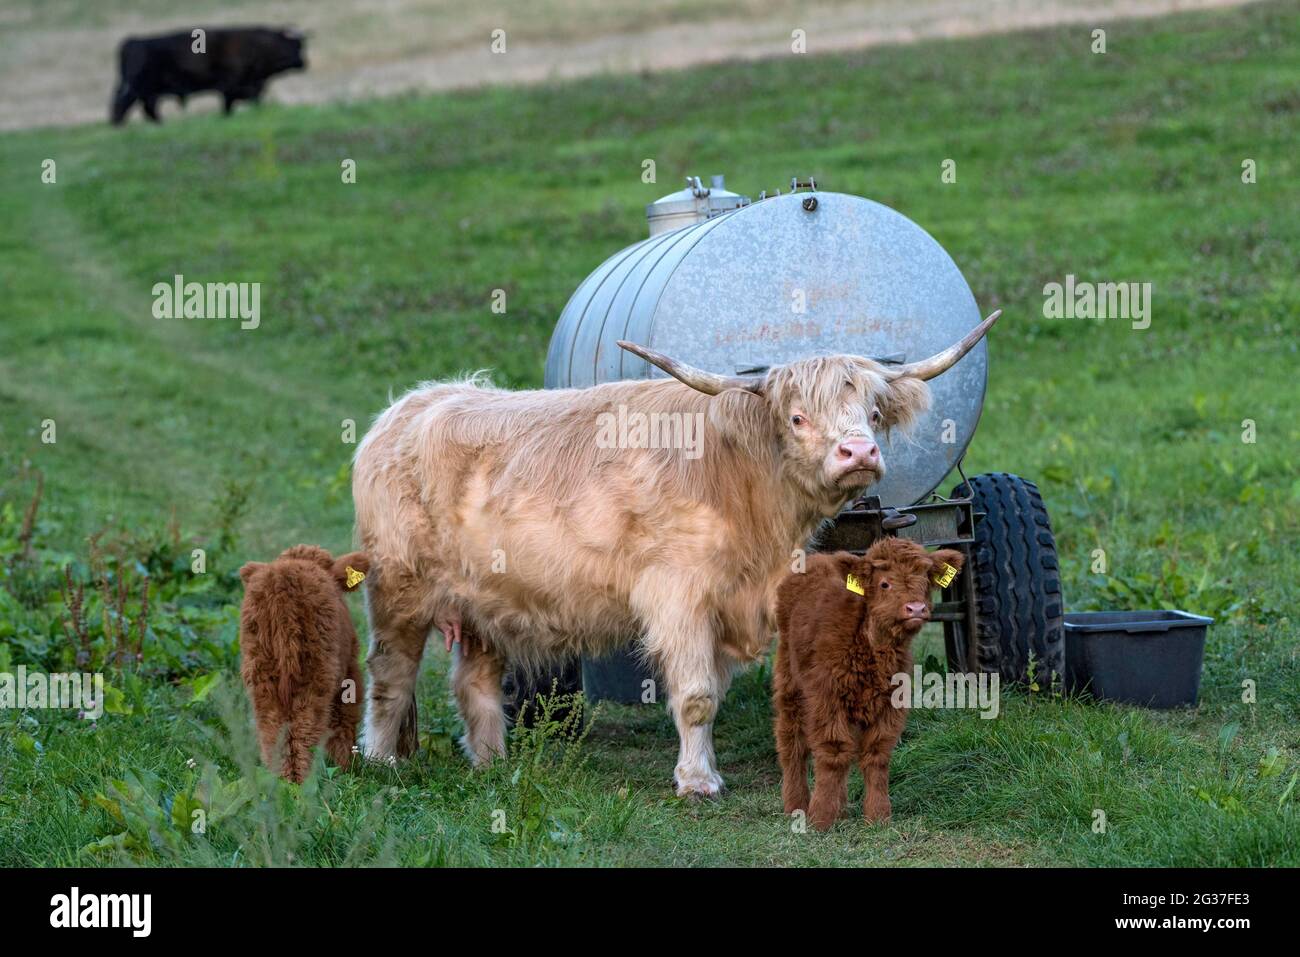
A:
110;26;306;125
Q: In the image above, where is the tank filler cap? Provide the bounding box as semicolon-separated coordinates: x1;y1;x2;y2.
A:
645;173;750;237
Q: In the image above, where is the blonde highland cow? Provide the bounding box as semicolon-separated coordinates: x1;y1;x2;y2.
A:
352;312;999;797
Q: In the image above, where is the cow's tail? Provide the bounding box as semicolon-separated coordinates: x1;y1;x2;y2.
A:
110;39;142;125
109;82;136;125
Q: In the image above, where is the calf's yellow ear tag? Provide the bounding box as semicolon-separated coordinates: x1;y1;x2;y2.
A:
845;573;865;596
345;566;366;589
932;562;958;589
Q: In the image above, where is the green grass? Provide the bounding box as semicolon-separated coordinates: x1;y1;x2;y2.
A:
1;1;1298;866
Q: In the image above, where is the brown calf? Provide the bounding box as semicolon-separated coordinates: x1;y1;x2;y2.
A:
773;537;965;830
238;545;368;783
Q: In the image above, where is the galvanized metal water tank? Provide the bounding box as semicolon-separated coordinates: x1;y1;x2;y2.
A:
545;178;987;507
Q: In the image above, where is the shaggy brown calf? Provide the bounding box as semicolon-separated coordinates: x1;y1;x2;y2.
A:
239;546;368;783
773;537;965;830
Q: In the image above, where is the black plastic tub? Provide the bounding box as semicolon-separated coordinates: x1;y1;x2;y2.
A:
1063;610;1212;708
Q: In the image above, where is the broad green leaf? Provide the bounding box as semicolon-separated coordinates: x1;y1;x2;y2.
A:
1258;747;1285;779
102;684;133;716
185;671;222;707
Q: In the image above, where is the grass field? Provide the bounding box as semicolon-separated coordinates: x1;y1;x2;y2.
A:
0;0;1259;129
0;1;1297;866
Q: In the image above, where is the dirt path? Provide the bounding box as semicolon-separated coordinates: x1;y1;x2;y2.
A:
0;0;1263;131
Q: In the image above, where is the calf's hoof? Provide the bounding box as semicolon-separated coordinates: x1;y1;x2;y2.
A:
864;799;892;824
808;807;838;832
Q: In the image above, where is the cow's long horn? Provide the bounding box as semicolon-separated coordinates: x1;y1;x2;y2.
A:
617;341;763;395
882;309;1002;381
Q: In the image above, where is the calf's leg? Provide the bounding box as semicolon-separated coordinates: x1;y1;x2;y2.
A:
327;655;363;767
808;740;854;831
775;700;810;813
773;650;810;813
860;734;897;823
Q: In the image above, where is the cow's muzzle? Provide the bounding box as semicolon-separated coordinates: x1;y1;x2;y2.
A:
833;437;882;485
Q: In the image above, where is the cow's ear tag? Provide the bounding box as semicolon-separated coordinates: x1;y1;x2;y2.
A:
932;562;958;589
845;573;865;596
345;566;366;589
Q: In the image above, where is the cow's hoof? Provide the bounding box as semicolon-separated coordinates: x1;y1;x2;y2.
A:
679;786;722;802
673;768;726;800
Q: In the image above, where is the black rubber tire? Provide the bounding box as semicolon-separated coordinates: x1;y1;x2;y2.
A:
503;659;583;728
952;472;1065;688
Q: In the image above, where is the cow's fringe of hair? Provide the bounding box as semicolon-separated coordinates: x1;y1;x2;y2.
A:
763;356;930;439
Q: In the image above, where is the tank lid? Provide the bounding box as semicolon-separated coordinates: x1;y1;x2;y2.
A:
646;174;749;221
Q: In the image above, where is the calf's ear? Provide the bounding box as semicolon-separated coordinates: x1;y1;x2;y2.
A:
330;552;371;592
835;552;864;574
928;548;966;584
239;561;266;585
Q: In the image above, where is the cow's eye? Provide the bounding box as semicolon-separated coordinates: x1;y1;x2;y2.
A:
879;580;890;590
790;414;805;427
870;408;883;426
